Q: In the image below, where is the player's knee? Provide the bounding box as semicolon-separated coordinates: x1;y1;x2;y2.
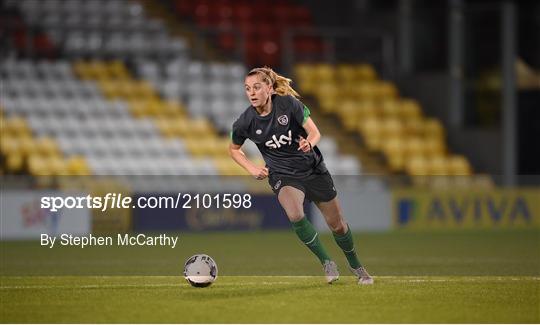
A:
287;212;305;222
330;219;347;234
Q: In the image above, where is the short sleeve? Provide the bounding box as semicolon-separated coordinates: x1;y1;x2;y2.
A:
290;96;311;126
230;118;247;145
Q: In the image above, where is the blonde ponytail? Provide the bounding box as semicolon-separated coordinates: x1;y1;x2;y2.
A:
247;67;300;98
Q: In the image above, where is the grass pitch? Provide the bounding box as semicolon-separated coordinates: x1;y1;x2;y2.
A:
1;229;539;323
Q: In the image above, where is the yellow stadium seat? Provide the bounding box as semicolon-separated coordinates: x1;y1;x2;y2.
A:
155;101;185;118
93;61;111;80
188;137;228;157
19;136;37;156
355;82;377;100
337;103;363;132
373;81;398;99
6;154;24;173
355;64;377;81
209;138;232;157
380;118;404;138
400;99;422;120
0;136;19;156
406;155;429;176
339;82;357;98
174;118;199;137
299;79;317;94
73;61;91;79
128;100;147;118
330;99;352;116
142;99;162;116
294;64;313;84
155;117;175;138
357;100;378;119
35;137;60;156
336;64;356;82
48;155;67;175
318;97;338;114
316;82;340;102
403;136;425;158
404;119;423;136
382;136;405;172
28;154;51;176
134;81;157;99
185;138;213;156
189;118;215;136
381;99;400;118
313;64;335;82
4;117;31;137
448;155;472;175
168;117;192;137
429;156;449;175
358;118;382;151
213;157;247;176
108;60;130;79
66;155;91;175
98;80;116;98
423;118;445;139
424;137;446;157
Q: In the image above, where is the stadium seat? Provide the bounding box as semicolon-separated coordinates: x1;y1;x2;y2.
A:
382;137;405;172
448;155;472;175
429;156;449;175
406;155;429;176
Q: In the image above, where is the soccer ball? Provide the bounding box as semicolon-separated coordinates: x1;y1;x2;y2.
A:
183;254;218;287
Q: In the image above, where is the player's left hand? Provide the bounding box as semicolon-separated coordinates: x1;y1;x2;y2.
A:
297;136;312;153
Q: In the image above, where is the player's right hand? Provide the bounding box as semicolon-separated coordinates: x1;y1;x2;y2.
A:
250;166;269;180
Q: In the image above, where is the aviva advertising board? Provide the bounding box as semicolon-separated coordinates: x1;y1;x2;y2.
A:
393;188;540;229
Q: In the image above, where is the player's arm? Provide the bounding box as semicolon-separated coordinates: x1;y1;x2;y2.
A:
229;143;268;180
298;117;321;153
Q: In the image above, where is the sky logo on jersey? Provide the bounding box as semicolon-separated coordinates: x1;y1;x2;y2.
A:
265;130;292;149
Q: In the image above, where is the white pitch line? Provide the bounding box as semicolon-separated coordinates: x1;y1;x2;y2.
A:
1;276;538;290
0;283;180;290
0;282;295;290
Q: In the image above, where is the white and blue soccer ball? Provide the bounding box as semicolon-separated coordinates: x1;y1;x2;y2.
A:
183;254;218;287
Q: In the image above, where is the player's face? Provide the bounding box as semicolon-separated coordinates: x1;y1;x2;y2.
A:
245;74;272;108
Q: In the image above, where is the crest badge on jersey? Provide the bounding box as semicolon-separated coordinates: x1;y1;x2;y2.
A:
256;129;262;135
274;180;282;190
277;115;289;126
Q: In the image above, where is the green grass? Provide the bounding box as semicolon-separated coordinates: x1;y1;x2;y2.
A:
1;229;539;323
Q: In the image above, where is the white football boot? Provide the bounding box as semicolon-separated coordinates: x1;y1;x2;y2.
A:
323;260;339;284
349;266;374;285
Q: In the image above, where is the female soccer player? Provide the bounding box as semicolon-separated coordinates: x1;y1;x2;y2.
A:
229;67;373;285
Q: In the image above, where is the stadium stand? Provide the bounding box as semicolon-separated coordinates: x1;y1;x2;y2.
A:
0;0;361;184
293;63;475;180
168;0;323;68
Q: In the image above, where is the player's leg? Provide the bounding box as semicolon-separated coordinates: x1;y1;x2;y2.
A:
277;186;338;283
315;197;373;284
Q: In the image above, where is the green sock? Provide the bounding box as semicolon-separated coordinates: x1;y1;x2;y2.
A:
291;217;331;264
333;225;361;269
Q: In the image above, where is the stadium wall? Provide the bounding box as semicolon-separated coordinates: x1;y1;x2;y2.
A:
0;190;91;239
312;180;392;232
3;186;539;239
393;188;540;229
